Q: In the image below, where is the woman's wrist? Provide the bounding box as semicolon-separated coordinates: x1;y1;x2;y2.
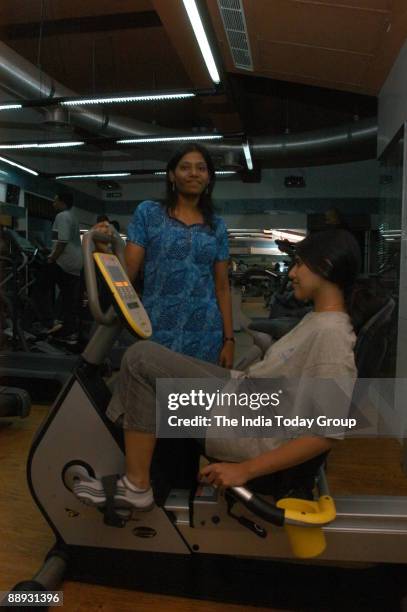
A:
243;458;274;482
223;336;235;344
241;459;258;482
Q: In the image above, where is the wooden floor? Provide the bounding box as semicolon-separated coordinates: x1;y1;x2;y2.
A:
329;437;407;496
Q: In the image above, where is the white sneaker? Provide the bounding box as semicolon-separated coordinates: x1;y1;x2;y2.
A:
73;475;154;511
115;475;154;510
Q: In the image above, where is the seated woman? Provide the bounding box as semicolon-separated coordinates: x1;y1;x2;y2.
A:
74;229;368;511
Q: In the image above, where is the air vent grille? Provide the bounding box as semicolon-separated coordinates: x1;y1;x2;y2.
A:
217;0;253;70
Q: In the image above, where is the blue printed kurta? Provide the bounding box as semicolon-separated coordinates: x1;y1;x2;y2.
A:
127;200;229;363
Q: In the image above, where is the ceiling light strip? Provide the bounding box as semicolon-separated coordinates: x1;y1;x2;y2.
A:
0;156;38;176
154;170;236;176
182;0;221;84
0;141;85;150
0;103;23;111
117;134;223;144
242;140;253;170
55;173;131;179
55;169;236;180
61;93;195;106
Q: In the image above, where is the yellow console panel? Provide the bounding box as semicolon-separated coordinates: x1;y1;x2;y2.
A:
93;252;152;338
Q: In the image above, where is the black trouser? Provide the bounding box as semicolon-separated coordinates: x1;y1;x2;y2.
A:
42;263;81;334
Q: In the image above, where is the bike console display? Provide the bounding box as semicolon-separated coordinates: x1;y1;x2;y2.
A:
93;252;152;338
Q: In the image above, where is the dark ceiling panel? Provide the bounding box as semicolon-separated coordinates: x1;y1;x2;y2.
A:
4;26;193;95
1;11;161;39
0;0;154;24
229;74;377;135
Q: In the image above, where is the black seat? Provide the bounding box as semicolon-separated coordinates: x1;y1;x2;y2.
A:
353;297;395;378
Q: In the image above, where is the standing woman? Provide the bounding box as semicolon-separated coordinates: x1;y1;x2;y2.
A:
125;144;234;366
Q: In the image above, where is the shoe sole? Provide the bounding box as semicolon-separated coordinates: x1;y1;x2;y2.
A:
114;494;155;512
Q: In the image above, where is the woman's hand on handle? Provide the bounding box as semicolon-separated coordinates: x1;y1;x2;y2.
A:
199;461;250;487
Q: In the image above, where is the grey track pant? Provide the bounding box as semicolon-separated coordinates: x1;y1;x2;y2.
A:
106;340;230;432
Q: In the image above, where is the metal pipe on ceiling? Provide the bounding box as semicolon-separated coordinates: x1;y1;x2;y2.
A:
0;41;377;163
0;41;175;138
204;118;377;160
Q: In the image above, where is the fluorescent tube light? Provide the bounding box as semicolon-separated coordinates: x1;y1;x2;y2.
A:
117;134;223;144
0;103;23;111
154;169;235;176
55;172;131;179
61;93;195;106
0;156;38;176
182;0;221;84
0;141;84;150
242;141;253;170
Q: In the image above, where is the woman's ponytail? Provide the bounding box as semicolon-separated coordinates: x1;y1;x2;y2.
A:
297;229;388;333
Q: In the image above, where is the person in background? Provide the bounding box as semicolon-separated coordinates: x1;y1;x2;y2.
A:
46;192;83;344
123;143;234;366
95;215;120;234
96;214;110;224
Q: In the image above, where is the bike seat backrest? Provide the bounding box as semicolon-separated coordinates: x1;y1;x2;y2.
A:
354;297;395;378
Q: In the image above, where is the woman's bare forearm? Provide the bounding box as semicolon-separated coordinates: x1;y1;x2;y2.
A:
243;437;334;481
125;243;145;282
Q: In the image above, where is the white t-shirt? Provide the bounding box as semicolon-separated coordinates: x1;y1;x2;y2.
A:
247;311;356;379
52;208;83;276
205;311;357;461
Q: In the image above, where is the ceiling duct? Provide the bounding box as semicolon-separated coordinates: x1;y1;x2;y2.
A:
221;150;243;170
0;41;377;166
42;106;72;131
217;0;253;70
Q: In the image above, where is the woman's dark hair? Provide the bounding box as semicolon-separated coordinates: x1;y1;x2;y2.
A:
56;191;74;209
296;229;382;331
96;214;109;223
165;143;216;227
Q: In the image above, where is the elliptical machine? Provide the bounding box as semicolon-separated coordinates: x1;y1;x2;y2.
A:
0;227;79;399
